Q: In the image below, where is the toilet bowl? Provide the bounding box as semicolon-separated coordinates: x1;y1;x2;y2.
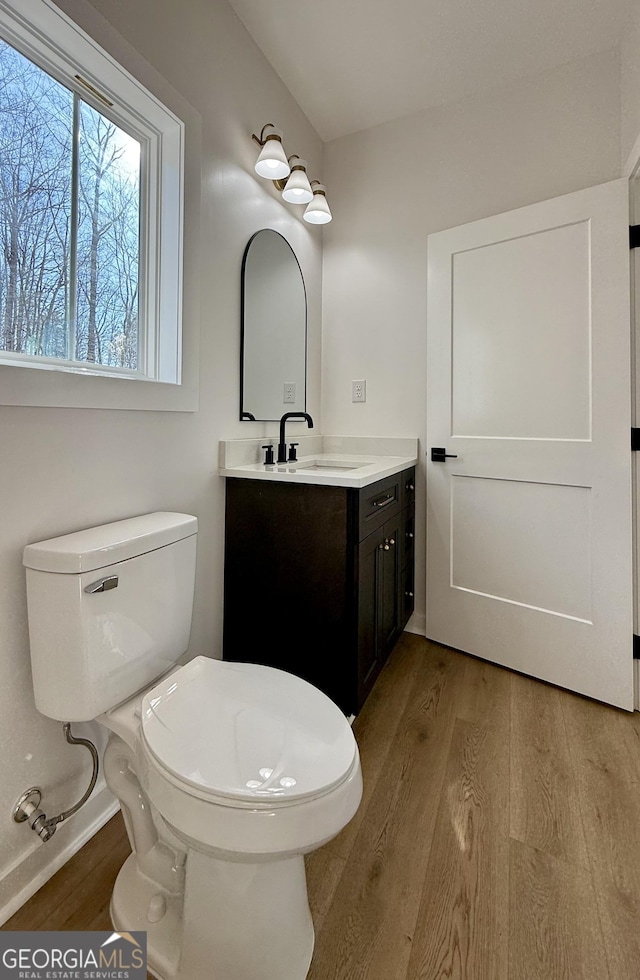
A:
102;657;362;980
23;513;363;980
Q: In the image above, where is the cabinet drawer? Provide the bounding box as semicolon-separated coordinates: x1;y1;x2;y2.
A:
358;473;401;540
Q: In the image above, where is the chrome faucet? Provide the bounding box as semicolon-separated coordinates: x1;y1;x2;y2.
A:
277;412;314;463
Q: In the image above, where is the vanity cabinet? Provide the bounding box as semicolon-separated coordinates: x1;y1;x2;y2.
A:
223;467;415;715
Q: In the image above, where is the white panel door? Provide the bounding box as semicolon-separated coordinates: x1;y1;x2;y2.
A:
426;179;633;709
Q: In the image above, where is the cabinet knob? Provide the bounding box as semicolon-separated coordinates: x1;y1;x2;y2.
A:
379;541;391;551
406;531;414;539
405;591;414;598
389;538;395;546
406;482;415;491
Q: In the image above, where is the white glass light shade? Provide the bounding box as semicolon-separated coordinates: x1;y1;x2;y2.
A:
282;158;313;204
255;128;290;180
303;184;332;224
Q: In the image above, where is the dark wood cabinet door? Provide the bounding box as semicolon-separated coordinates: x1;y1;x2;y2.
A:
399;505;415;632
378;513;401;658
356;512;402;709
400;560;415;631
357;528;382;708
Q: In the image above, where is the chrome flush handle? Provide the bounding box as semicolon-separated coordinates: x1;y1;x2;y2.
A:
84;575;119;594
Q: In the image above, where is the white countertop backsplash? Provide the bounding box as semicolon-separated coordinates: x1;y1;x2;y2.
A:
219;435;418;469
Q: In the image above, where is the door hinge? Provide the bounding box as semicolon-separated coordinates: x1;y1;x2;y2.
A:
634;635;640;660
630;225;640;249
632;428;640;451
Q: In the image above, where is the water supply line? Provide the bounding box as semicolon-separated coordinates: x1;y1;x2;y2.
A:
12;723;99;842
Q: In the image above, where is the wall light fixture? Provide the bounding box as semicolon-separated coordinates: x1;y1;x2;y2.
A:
252;123;332;223
303;182;332;224
253;124;290;179
281;156;313;204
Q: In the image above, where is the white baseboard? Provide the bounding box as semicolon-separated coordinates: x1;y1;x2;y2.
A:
404;612;426;637
0;781;120;926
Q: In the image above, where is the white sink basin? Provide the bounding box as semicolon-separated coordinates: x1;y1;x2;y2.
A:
287;458;362;473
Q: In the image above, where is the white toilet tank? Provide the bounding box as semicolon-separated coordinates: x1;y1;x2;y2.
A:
23;512;198;722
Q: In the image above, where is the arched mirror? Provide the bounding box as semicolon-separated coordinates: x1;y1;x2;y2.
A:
240;230;307;421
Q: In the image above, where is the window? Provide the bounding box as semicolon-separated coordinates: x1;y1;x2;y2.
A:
0;0;184;386
1;40;142;371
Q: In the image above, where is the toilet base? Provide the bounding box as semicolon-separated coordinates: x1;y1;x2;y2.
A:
110;853;182;980
111;848;315;980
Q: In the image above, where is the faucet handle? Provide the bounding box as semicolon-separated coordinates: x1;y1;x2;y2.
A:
288;442;299;462
262;444;275;465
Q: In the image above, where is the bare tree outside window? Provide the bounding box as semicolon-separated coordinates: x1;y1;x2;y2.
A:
0;37;141;370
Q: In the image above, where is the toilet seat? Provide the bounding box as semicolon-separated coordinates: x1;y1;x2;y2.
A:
140;656;357;807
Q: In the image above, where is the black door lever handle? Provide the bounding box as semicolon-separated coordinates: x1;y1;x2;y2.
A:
431;447;458;462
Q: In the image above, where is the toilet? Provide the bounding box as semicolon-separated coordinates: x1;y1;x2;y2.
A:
23;512;362;980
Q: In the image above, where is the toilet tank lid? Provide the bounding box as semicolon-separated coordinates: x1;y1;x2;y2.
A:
23;512;198;573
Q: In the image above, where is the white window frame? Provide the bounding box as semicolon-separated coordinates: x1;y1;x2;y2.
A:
0;0;196;410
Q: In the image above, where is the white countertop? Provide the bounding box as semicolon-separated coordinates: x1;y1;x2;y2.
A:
219;436;419;488
219;453;417;488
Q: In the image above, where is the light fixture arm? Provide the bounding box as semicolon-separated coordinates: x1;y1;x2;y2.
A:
252;123;278;147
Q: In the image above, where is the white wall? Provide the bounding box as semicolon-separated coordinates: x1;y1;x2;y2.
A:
322;50;623;634
0;0;323;921
622;2;640;169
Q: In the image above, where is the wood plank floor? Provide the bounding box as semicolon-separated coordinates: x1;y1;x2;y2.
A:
5;632;640;979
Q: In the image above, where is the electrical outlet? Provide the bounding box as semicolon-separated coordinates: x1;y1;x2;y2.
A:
352;380;366;403
283;382;296;404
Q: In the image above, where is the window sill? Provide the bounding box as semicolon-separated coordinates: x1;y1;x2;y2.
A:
0;360;198;412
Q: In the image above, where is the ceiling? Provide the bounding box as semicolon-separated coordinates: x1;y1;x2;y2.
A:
227;0;634;142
